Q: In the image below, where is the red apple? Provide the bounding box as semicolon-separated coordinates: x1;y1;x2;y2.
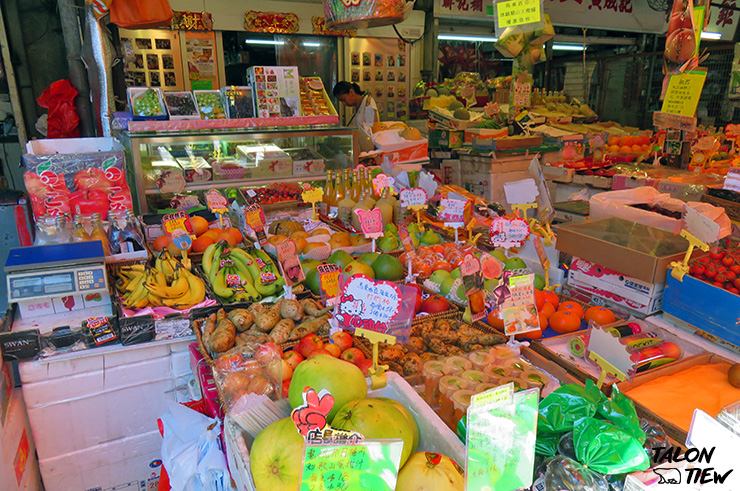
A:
406;283;422;297
307;348;332;359
297;334;324;358
356;358;374;376
74;168;110;191
281;379;291;398
280;359;293;381
413;294;423;314
255;342;282;365
340;347;366;364
420;294;450;314
324;343;342;358
282;350;304;370
330;331;353;352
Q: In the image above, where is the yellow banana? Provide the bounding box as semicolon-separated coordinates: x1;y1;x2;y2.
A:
146;292;164;307
178;267;206;308
165;267;190;297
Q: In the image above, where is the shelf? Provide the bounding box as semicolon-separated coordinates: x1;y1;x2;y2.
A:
144;174;327;194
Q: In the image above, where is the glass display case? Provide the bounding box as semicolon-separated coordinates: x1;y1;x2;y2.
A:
118;126;358;213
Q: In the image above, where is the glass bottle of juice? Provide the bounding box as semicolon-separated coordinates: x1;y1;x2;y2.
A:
73;216;90;242
351;169;362;202
375;188;394;226
323;170;334;206
90;213;111;255
337;181;357;225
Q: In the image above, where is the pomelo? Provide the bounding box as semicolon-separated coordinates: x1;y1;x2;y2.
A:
359;252;380;266
396;452;465;491
331;398;417;465
372;254;404;281
327;250;354;269
503;257;527;271
373;397;420;450
250;417;304;491
288;355;367;420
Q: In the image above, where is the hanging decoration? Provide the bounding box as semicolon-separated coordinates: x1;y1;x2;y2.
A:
312;16;357;36
324;0;413;30
244;11;300;34
171;11;214;31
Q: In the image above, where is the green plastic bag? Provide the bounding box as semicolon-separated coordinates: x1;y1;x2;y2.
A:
537;381;606;434
573;417;651;475
535;432;559;457
596;384;646;445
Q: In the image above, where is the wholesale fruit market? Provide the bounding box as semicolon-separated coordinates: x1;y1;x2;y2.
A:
2;0;740;490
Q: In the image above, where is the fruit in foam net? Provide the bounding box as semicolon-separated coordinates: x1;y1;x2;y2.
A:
400;127;423;141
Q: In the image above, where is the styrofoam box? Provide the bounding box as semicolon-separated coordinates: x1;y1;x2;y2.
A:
225;371;465;491
19;339;193;460
0;389;42;491
38;429;162;491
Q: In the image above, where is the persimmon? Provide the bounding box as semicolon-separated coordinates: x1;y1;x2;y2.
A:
558;301;584;319
549;311;582;334
583;306;616;325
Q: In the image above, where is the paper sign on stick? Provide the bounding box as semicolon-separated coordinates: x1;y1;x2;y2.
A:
684;206;722;244
661;72;707;117
399;188;427;208
205;189;228;213
587;325;637;388
504;178;539;205
501;274;540;336
276;240;305;287
461;253;486;322
317;263;341;300
162;211;193;235
490;217;530;248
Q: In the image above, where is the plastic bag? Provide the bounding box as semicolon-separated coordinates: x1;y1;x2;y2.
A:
36;80;79;139
544;456;610;491
537;380;606;434
573;417;651;475
325;0;413;30
596;384;645;445
589;187;684;234
640;419;673;465
159;400;232;491
109;0;172;29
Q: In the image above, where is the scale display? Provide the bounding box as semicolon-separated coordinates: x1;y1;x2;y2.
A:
7;265;108;302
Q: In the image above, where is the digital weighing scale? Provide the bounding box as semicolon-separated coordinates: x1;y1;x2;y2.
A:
5;241;113;333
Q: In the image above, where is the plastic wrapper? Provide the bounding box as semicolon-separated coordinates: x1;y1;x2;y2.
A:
573;417;651;475
36;79;80;139
557;431;578;460
640;419;674;465
544;456;610;491
535;432;560;457
596;384;645;444
589;187;685;234
212;341;284;411
537;381;606;435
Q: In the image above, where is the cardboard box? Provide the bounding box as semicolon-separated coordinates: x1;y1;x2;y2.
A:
662;270;740;350
292;159;325;175
439;159;462;186
616;353;731;445
542;165;574;183
556;218;695;284
464;127;509;144
565;278;664;316
429;129;464;148
0;390;42;491
583;175;613;189
569;257;665;307
656;179;706;202
611;175;658;191
377;140;429;164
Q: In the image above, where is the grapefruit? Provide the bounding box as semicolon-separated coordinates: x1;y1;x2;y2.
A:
396;452;465;491
331;398;418;465
288;355;367;420
190;216;209;237
250;417;304;491
374;397;420;450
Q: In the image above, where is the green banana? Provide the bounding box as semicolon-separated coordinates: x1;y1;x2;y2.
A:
202;242;218;276
241;251;280;296
211;266;234;299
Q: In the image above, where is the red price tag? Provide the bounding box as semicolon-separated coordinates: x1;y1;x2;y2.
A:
244;203;266;232
489;217;530;248
317;263;341;298
438;198;467;224
353;208;384;238
162;211;193;235
205;189;229;213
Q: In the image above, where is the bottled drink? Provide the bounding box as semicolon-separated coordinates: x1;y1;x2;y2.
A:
34;215;58;245
73;216;91;243
323;170;334;206
90;213;111;255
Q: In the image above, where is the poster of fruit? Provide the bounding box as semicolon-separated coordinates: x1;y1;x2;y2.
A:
185;31;220;90
662;0;700;97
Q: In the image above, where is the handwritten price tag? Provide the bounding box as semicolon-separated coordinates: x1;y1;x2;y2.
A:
438;198;467;224
156;170;186;194
400;188;428;208
725;124;740;140
372;173;395;196
162;211;193;235
354;208;384;239
501;274;540;336
244;203;266;232
661;72;707;117
301;184;324;204
490;216;530;248
461;253;486;322
317;263;342;298
337;275;402;334
205;189;228;213
497;0;541;27
276;240;305;286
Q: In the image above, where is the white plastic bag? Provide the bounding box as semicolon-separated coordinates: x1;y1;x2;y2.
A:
160;400;234;491
589;187;684;233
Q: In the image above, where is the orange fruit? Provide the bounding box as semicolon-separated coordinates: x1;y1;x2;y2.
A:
152;235;171;252
549;311;582;334
539;302;556;319
190;216;209;237
608;145;621;153
631;144;643;152
516;327;543;340
619;135;634;147
216;232;238;248
607;137;619;146
641;144;650;151
225;227;243;244
432;260;453;272
558;301;584;319
619;145;633;153
293;237;308;254
659;341;681;360
543;291;560;309
192;235;215;253
534;290;546;310
416;262;432;277
539;311;548;329
486;309;504;330
583;306;616;325
201;229;220;241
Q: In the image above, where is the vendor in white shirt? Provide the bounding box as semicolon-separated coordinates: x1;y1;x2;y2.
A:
333;82;378;151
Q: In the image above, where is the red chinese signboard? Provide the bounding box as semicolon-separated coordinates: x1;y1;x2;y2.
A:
171;11;214;31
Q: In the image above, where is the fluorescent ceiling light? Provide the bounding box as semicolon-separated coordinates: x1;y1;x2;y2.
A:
302;42;322;47
701;31;721;40
438;34;498;42
553;44;586;51
244;39;284;45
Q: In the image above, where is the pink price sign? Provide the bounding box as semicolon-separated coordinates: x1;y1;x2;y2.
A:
372;173;395;196
438;198;467;223
490;216;530;248
276;240;305;286
400;188;428;208
336;275;402;334
205;189;228;212
354;208;384;238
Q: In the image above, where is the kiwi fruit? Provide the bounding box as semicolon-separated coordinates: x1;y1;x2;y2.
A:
448;100;464;111
426;89;439;97
453;108;470;120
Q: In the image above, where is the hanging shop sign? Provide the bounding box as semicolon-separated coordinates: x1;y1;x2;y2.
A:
244;11;300;34
171;11;214;31
312;16;357;36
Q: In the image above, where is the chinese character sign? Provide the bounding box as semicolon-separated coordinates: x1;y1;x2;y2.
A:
661;72;707;117
438;198;467;223
490;217;530;248
162;211;193;235
399;188;428;208
501;274;540;335
337;275;402;334
496;0;542;28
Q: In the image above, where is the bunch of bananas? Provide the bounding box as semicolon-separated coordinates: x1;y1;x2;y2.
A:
202;242;284;303
116;250;206;310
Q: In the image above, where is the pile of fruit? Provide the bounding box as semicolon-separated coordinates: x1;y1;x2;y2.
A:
302;250;406;295
151;215;245;256
202;242;284;303
114;250;206;310
688;246;740;294
606;135;653;154
245;183;303;204
200;298;333;360
485;291;617;339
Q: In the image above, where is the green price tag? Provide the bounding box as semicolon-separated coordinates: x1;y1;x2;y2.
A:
466;389;539;491
496;0;541;28
299;440;403;491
